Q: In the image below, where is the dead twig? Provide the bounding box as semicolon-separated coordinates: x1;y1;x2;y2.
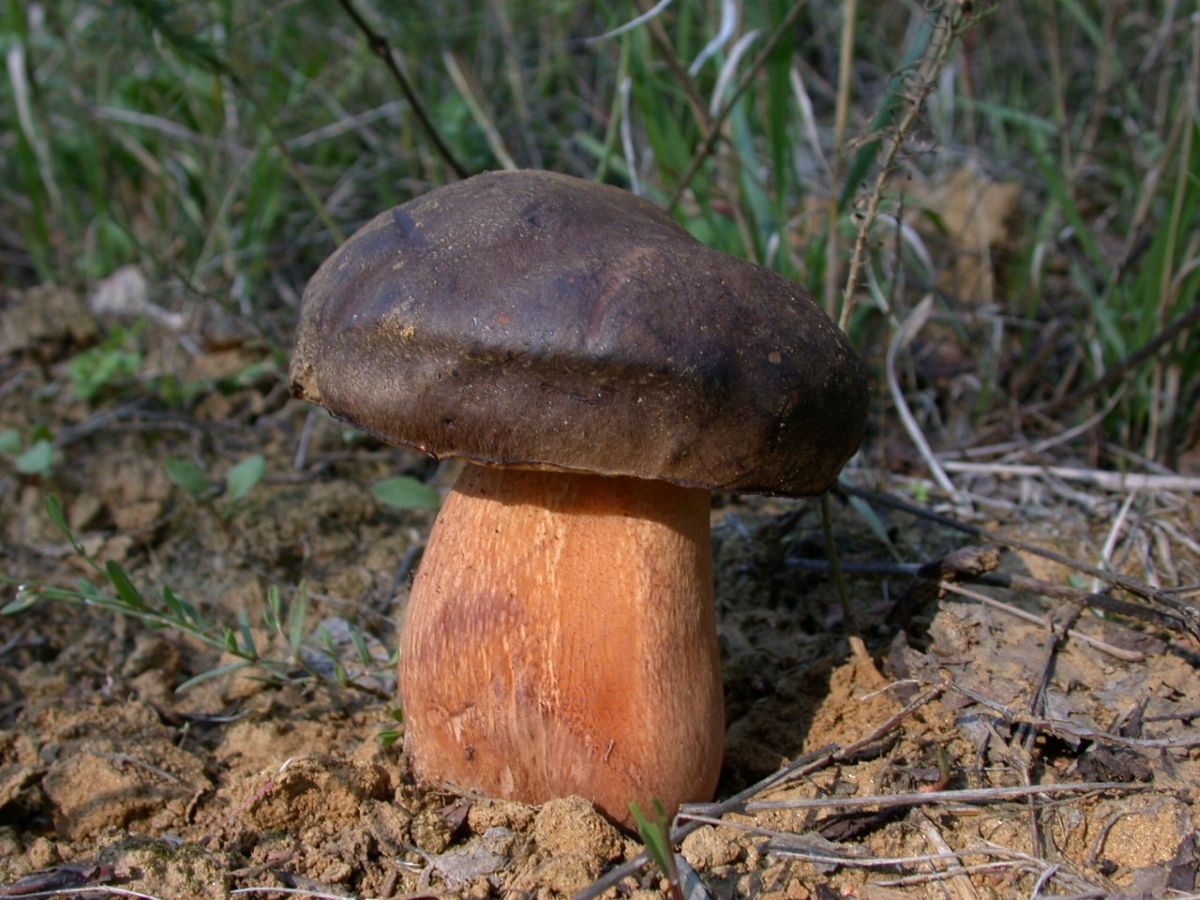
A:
886;295;961;498
937;581;1145;662
739;780;1154;813
1034;296;1200;419
838;0;968;331
914;810;979;900
947;680;1200;750
838;482;1200;639
821;491;871;665
794;554;1192;634
335;0;468;180
939;461;1200;492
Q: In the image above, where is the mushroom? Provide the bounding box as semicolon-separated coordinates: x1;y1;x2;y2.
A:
289;170;869;828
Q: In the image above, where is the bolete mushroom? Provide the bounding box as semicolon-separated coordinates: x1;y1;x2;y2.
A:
289;170;868;828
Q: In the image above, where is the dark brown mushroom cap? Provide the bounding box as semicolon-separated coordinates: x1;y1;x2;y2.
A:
290;170;868;496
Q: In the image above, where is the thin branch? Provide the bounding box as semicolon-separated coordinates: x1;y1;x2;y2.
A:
937;581;1145;662
940;461;1200;492
838;1;967;332
838;482;1200;639
948;679;1200;749
335;0;468;180
823;0;858;315
1035;298;1200;418
788;555;1190;635
740;780;1153;813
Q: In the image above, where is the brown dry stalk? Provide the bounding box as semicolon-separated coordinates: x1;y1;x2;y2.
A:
823;0;859;316
948;679;1200;750
741;779;1153;813
335;0;469;180
838;0;970;333
1034;299;1200;420
840;482;1200;639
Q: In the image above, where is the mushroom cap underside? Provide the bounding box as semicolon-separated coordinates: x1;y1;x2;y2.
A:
290;169;869;496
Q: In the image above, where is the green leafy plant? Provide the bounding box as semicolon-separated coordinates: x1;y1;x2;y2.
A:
630;798;683;900
164;453;267;516
0;426;57;478
225;454;266;503
371;476;441;510
66;325;143;401
2;496;393;699
164;457;212;498
378;708;406;748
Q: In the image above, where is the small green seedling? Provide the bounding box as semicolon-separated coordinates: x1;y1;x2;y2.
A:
164;453;266;517
164;458;211;498
378;708;405;748
3;496;391;699
371;475;441;510
67;325;142;401
630;798;683;900
225;453;266;503
1;426;58;478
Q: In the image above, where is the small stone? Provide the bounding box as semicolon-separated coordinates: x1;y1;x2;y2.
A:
532;795;623;861
680;824;743;868
26;836;59;868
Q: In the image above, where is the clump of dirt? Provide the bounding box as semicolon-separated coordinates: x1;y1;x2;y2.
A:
2;287;1198;897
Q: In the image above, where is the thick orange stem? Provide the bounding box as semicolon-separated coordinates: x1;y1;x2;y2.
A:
398;464;724;827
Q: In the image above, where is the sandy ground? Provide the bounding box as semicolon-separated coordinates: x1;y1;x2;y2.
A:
1;286;1198;897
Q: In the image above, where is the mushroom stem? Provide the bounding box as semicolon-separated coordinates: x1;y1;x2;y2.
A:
399;463;724;828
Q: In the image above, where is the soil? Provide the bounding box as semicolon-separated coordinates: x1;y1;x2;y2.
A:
1;284;1199;898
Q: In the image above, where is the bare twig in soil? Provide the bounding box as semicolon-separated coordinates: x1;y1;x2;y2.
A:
228;852;296;880
762;826;1108;896
947;679;1200;750
293;408;319;471
1013;588;1082;857
820;491;873;666
93;750;184;784
0;887;166;899
939;461;1200;492
838;482;1200;639
791;554;1192;634
334;0;468;180
575;682;947;898
914;810;979;900
740;780;1153;813
230;888;360;900
871;860;1041;889
937;581;1145;662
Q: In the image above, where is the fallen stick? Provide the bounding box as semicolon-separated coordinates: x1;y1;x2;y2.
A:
939;461;1200;493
